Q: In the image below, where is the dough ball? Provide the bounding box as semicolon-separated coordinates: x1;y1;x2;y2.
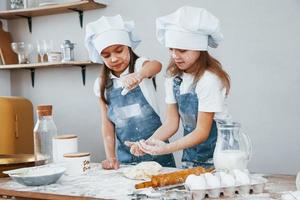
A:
124;161;162;180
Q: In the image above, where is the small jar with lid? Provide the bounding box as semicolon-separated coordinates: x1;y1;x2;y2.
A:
52;134;78;163
63;152;91;175
33;105;58;165
47;51;62;62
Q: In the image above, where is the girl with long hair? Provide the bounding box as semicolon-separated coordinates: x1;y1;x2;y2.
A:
131;6;231;168
85;15;175;169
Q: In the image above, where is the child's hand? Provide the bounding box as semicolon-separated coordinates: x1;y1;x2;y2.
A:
121;72;143;94
139;139;170;155
124;140;145;156
101;157;120;170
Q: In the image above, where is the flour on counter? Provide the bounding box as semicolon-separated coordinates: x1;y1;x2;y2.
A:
0;163;140;199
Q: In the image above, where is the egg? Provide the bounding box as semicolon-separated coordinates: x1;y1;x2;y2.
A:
216;171;235;187
204;173;221;189
185;174;206;190
232;169;250;185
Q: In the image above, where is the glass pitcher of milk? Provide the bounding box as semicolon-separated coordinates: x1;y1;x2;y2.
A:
213;121;252;171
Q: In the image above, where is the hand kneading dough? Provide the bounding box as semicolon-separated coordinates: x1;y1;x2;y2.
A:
124;161;162;180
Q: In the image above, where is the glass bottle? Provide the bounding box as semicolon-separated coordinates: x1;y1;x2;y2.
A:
33;105;58;165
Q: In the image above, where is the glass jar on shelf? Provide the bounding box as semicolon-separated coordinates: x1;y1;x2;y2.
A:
11;42;33;64
10;0;24;10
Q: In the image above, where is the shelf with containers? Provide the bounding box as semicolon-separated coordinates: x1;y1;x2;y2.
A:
0;0;107;32
0;0;106;87
0;60;98;87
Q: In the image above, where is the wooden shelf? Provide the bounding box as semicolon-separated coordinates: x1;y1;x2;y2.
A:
0;60;94;69
0;61;99;87
0;0;106;19
0;0;106;32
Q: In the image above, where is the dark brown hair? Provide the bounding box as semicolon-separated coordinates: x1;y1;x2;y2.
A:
99;47;139;104
167;51;230;95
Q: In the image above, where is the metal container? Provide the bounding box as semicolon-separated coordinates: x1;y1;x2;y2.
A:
10;0;23;9
61;40;75;62
0;154;37;178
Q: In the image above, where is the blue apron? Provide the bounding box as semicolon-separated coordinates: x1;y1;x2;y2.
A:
173;76;217;168
106;79;175;167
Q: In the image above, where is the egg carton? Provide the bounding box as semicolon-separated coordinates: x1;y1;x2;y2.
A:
186;176;268;199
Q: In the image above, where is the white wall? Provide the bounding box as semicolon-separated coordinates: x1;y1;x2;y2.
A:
2;0;300;174
0;70;11;96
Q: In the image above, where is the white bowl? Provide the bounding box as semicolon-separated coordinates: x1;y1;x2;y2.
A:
3;165;65;186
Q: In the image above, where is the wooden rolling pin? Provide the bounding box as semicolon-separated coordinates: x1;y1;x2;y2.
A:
135;166;212;189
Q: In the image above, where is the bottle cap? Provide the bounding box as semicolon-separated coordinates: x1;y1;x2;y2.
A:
53;134;77;140
37;104;53;116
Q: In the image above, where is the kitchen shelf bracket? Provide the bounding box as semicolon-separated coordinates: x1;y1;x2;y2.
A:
69;8;84;28
27;68;35;87
0;61;94;87
17;15;32;33
79;65;86;86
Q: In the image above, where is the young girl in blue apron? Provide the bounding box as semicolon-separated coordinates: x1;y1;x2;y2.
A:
85;15;175;169
137;7;231;168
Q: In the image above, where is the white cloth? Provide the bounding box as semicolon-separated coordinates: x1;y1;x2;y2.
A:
164;71;230;120
93;57;160;116
156;6;223;50
85;15;141;64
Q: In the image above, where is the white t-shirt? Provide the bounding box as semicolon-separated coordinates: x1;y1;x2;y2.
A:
93;57;160;116
164;71;230;120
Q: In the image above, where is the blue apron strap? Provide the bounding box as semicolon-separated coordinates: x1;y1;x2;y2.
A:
173;76;182;101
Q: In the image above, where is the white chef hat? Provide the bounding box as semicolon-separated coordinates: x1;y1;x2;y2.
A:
156;6;223;51
85;15;141;64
